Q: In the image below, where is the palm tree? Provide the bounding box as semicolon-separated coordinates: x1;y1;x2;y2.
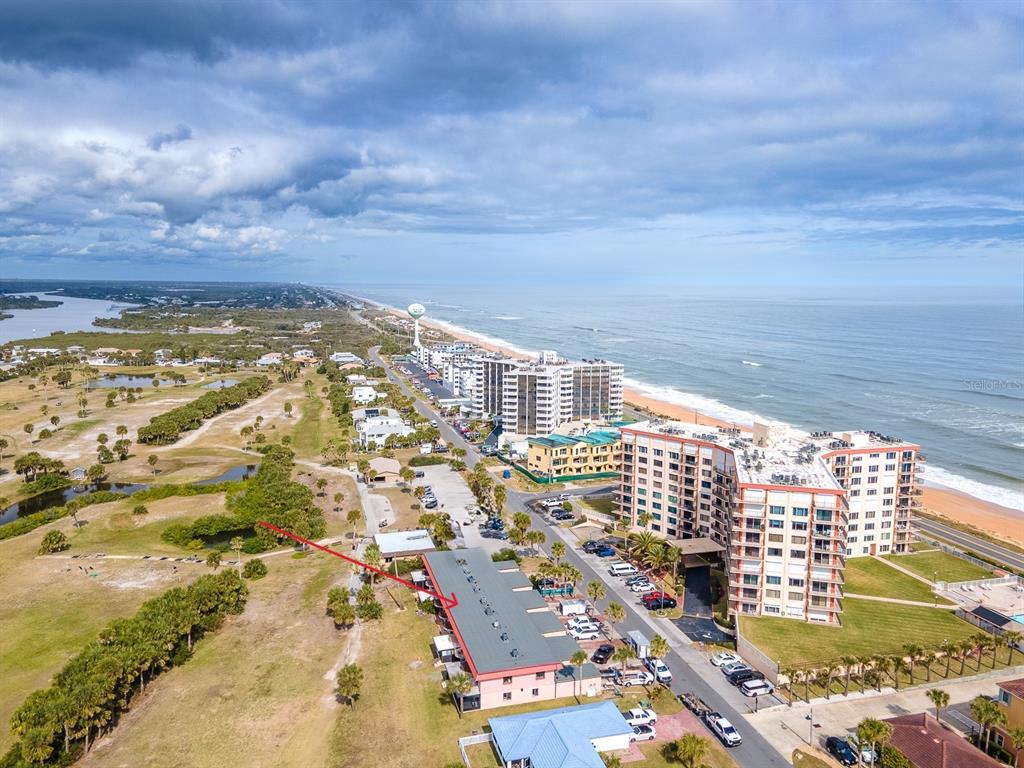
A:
958;639;974;675
1005;631;1022;665
902;644;923;684
1008;727;1024;768
570;649;588;700
892;657;911;691
819;664;838;699
939;640;956;679
927;688;950;725
971;694;1008;754
840;655;859;695
550;541;566;565
606;602;625;628
230;536;244;573
664;733;712;768
612;645;635;673
857;655;874;693
992;635;1008;669
650;634;669;660
856;718;892;767
630;530;661;563
872;656;891;691
447;672;473;718
336;664;363;708
587;580;605;604
493;484;507;516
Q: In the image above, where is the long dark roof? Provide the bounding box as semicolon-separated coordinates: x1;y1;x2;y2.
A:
424;549;579;675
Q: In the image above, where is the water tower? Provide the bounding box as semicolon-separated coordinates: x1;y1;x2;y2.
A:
408;302;426;348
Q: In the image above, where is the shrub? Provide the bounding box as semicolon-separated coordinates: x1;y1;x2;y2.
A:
491;548;522;564
39;529;69;554
408;454;447;467
132;504;149;515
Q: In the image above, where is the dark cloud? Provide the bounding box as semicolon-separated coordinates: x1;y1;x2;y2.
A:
147;124;193;151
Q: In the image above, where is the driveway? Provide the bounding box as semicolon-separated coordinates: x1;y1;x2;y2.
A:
682;565;713;617
619;710;706;763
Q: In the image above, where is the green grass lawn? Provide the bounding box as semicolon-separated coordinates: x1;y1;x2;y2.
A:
580;497;616;515
886;550;994;583
843;557;953;604
739;597;978;667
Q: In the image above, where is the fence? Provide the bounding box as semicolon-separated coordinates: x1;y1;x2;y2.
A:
916;533;1019;575
458;732;494;768
735;617;780;683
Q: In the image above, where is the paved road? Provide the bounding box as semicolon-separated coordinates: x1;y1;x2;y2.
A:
371;346;792;768
914;516;1024;572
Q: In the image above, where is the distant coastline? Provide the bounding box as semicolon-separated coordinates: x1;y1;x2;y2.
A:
0;292;134;344
334;287;1023;545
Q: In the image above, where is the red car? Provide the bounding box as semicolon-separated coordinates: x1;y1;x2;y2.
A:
640;591;670;604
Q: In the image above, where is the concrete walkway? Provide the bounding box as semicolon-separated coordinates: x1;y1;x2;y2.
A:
843;592;956;609
872;554;934;585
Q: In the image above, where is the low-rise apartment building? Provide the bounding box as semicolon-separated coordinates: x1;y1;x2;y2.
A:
527;431;619;480
422;549;600;711
355;414;414;448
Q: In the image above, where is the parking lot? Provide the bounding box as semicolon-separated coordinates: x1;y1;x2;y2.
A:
398;360;456;400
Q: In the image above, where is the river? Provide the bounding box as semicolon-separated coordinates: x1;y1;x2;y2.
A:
0;292;134;344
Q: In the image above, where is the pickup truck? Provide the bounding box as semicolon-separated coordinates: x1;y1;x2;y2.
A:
707;713;742;747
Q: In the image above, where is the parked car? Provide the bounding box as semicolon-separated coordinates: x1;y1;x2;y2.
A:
846;733;878;764
630;725;656;742
552;511;574;521
598;667;618;680
631;582;657;594
642;596;677;610
616;669;655;687
624;707;657;727
569;626;600;640
740;679;774;697
710;652;742;667
423;499;438;510
593;546;616;557
625;575;651;587
582;540;602;553
825;737;859;767
414;470;425;478
727;669;764;686
568;616;600;631
644;657;672;684
591;644;614;664
707;714;742;747
720;661;750;676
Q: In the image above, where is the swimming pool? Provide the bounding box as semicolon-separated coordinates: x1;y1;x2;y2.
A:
1012;614;1024;625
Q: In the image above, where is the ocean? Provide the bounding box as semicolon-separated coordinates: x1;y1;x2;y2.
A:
334;283;1024;511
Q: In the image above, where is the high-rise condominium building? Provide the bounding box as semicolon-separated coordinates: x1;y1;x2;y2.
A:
471;351;623;436
617;421;923;624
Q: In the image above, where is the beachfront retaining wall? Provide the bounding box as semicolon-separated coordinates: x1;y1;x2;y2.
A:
735;618;781;684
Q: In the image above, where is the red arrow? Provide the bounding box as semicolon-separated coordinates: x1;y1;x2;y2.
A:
257;521;458;610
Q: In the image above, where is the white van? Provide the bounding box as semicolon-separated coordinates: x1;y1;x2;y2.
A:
608;562;639;577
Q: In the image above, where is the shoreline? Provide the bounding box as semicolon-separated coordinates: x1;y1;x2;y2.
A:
342;290;1024;541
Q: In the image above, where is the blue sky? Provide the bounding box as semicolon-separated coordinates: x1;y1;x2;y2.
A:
0;0;1021;290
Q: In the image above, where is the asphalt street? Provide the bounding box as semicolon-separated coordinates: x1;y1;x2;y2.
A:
369;346;792;768
914;516;1024;572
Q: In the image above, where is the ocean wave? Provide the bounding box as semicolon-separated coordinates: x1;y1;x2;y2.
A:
493;315;523;321
623;377;770;426
923;465;1024;512
573;325;601;332
753;393;774;399
741;360;762;367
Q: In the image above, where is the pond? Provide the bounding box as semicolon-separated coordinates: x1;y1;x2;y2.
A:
86;374;164;389
0;464;258;526
202;378;240;389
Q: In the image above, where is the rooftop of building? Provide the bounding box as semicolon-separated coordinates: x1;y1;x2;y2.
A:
883;712;1002;768
529;430;620;449
423;548;580;675
998;677;1024;699
373;529;436;558
806;429;920;452
623;419;843;490
489;701;632;768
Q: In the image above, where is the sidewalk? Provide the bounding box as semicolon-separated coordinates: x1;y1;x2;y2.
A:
843;592;956;609
747;665;1024;757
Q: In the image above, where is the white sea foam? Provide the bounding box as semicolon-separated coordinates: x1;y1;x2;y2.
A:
923;465;1024;512
348;289;1024;512
623;377;770;426
753;393;774;399
741;360;762;367
493;315;523;321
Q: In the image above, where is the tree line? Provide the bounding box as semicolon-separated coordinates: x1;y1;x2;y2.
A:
136;375;271;444
1;571;248;767
162;445;325;553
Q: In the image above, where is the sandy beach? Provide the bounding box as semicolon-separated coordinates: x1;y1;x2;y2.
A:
372;301;1023;544
919;486;1024;548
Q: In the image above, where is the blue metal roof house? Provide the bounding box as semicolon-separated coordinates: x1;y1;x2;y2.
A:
488;702;633;768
